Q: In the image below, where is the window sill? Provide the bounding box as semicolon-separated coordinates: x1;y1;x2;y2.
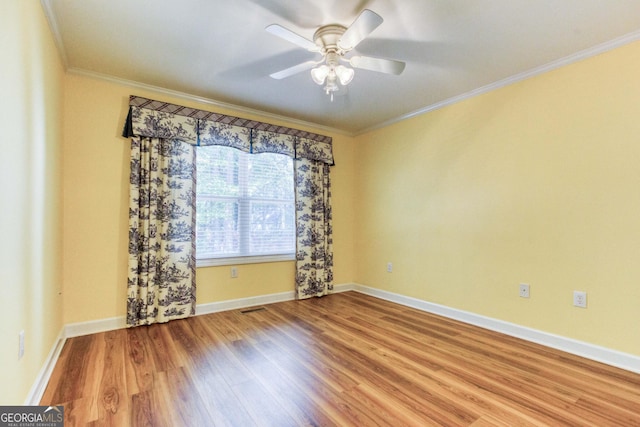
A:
196;254;295;267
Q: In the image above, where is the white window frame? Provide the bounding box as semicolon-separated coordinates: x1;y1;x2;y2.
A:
195;147;296;267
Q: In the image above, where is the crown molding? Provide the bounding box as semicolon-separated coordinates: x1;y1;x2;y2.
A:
356;29;640;135
67;68;351;137
40;0;69;69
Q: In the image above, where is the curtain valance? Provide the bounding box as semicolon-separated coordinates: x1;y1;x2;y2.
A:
123;96;334;165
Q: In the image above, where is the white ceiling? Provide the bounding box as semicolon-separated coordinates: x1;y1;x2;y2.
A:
43;0;640;134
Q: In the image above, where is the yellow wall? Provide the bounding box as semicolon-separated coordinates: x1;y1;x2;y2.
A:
354;41;640;355
0;1;64;404
62;74;357;324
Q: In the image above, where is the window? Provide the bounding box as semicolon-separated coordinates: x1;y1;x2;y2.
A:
196;145;295;266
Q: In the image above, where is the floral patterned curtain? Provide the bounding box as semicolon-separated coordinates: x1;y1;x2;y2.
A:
294;158;333;299
124;97;335;325
125;106;199;326
127;136;197;326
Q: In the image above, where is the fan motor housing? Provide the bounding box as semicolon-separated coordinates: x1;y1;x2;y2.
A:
313;24;347;54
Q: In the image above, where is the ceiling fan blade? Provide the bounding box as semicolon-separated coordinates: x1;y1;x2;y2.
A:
350;56;406;75
338;9;383;51
265;24;318;51
269;60;318;79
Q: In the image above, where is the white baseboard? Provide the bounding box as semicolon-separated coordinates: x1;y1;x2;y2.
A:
332;283;357;293
62;289;302;338
60;285;355;339
24;329;66;405
351;284;640;374
64;315;127;338
195;290;296;315
195;284;358;315
23;317;126;405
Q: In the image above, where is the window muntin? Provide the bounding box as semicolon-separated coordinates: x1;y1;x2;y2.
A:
196;145;295;265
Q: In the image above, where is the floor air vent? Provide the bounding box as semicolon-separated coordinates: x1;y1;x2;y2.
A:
240;307;266;314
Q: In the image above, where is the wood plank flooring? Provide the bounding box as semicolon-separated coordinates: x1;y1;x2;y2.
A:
41;291;640;426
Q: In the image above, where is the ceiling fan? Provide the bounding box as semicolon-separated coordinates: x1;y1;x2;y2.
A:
266;9;406;101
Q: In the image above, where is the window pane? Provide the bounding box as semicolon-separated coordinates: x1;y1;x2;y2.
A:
196;199;239;257
197;145;240;197
250;201;295;254
248;153;294;199
196;145;295;261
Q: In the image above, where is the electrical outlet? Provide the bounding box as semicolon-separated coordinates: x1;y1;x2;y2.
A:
573;291;587;308
230;266;238;278
387;262;393;273
519;283;530;298
18;330;25;359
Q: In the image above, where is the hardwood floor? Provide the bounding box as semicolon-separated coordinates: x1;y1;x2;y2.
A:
41;291;640;426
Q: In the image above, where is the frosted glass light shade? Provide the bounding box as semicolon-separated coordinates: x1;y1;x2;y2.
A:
335;65;354;85
311;65;330;85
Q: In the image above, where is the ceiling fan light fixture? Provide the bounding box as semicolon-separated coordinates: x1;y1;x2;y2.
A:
310;65;330;85
267;9;404;101
335;65;354;85
324;75;339;94
323;74;340;102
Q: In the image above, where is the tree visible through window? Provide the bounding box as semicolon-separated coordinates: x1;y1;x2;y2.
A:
196;145;295;263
